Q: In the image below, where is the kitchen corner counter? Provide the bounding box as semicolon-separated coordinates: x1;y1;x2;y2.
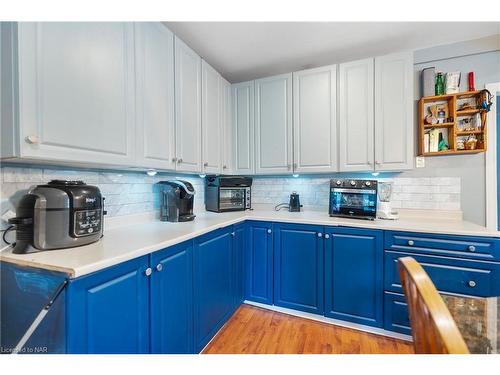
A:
2;209;499;278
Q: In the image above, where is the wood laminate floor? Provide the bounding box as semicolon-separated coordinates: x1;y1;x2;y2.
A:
203;305;414;354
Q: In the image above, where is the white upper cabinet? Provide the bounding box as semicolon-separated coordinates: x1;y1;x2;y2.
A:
339;58;375;172
220;77;233;174
232;81;255;175
174;36;202;173
254;73;293;175
201;60;222;174
374;51;414;171
134;23;175;170
16;22;136;166
293;65;337;173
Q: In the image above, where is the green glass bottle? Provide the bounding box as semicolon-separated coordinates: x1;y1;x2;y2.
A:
435;72;445;96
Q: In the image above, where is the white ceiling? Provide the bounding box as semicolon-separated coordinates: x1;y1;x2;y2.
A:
164;22;500;83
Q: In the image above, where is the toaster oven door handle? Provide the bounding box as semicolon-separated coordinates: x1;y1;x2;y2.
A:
332;188;377;194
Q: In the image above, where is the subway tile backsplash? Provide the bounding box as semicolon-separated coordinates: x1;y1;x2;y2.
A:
251;176;461;211
0;166;205;227
0;165;461;230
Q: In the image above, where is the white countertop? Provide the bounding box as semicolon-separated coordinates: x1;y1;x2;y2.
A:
1;209;499;278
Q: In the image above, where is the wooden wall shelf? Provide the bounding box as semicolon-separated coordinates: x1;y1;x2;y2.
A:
418;90;487;156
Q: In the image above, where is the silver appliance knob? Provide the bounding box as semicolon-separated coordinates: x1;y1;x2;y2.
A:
365;181;371;187
336;180;342;186
468;245;476;252
25;135;39;144
468;280;476;288
350;180;356;186
156;264;163;272
408;240;414;246
144;268;152;276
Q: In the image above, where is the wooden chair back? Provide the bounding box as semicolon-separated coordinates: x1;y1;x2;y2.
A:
398;256;469;354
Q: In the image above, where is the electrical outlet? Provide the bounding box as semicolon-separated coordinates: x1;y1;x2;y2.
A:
415;156;425;168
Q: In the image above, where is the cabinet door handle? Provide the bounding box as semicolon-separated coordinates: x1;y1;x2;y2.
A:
407;240;414;246
468;245;476;252
375;161;381;165
324;234;330;239
293;163;297;169
144;267;152;276
317;233;323;238
267;229;272;234
223;165;227;169
177;158;183;164
231;232;235;237
25;135;39;144
156;264;163;272
468;280;476;288
287;164;291;170
172;157;177;163
203;162;209;167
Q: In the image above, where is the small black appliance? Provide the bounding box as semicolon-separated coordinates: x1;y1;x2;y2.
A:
158;180;196;222
275;192;303;212
205;175;252;212
7;180;104;254
329;179;378;220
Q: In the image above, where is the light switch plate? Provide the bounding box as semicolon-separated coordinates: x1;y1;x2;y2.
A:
415;156;425;168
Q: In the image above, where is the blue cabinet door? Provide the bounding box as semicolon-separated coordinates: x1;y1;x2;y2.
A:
324;227;383;327
245;221;273;304
193;227;234;352
274;223;324;314
233;223;246;308
150;241;193;354
66;255;150;353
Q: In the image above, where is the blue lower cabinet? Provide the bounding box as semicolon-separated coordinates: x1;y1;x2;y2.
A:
66;255;150;354
193;227;234;352
245;221;274;304
383;292;411;335
384;250;500;297
324;227;383;327
233;223;246;307
150;242;194;354
0;262;67;354
273;223;324;314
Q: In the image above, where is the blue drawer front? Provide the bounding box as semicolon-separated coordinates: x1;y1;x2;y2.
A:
384;251;500;297
383;292;411;335
384;231;500;262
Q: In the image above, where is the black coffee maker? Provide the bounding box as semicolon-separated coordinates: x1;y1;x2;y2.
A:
158;180;196;222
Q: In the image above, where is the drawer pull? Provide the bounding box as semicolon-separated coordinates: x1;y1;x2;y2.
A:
468;245;476;252
324;234;330;239
468;280;477;288
144;267;152;277
317;233;323;238
156;264;163;272
267;229;272;234
407;240;414;246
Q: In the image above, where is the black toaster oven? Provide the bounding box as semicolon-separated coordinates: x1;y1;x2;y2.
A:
205;176;252;212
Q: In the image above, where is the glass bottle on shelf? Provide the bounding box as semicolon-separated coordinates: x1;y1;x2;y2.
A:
435;72;445;96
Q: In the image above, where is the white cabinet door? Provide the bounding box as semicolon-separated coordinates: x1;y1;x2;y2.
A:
254;73;292;175
374;51;414;171
339;58;374;172
201;60;221;174
232;81;254;175
134;23;175;170
220;77;233;174
174;36;202;173
17;22;136;166
293;65;337;174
